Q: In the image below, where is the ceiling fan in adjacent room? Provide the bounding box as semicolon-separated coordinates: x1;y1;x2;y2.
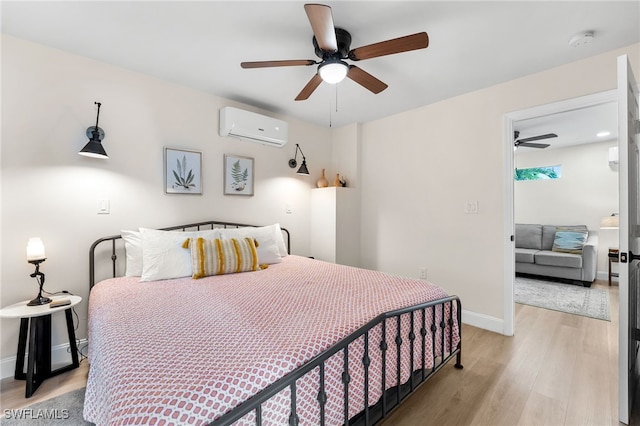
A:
240;3;429;101
513;130;557;149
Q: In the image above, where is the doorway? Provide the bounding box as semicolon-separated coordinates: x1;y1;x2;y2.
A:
502;90;617;334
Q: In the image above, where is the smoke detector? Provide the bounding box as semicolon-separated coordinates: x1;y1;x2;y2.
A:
568;32;594;48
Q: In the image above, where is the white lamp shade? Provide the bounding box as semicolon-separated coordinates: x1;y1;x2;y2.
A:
26;237;46;261
318;61;348;84
600;215;619;229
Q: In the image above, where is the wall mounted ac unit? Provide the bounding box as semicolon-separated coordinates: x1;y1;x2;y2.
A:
219;106;288;147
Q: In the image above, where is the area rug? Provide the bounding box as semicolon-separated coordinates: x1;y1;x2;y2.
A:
515;276;610;321
2;387;91;425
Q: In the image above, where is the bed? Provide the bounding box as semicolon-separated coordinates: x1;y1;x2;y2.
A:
84;220;462;425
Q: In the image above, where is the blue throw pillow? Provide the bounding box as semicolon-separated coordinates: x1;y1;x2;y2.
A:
552;229;588;254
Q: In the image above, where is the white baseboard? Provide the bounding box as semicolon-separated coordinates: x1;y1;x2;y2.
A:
462;309;506;335
1;339;87;380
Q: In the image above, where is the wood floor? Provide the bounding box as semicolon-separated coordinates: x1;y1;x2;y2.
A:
0;280;635;425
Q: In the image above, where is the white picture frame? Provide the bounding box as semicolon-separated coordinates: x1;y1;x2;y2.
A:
164;147;202;195
224;154;254;196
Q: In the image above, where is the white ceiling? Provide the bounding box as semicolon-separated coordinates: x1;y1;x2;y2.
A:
515;101;618;151
2;1;639;134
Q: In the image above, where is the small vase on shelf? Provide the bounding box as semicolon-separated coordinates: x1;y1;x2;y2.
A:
316;169;328;188
334;173;341;187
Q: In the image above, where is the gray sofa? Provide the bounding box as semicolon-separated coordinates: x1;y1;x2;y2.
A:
515;224;598;286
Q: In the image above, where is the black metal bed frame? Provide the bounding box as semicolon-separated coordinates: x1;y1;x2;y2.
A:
88;220;462;426
88;220;290;289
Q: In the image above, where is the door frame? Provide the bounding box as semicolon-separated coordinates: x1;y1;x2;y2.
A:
502;89;617;336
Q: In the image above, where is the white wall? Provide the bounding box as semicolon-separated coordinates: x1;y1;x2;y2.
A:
515;140;619;276
358;43;639;329
0;35;331;362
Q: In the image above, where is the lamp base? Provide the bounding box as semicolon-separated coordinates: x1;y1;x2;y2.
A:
27;296;52;306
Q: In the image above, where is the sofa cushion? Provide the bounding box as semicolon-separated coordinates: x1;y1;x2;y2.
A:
552;227;589;254
534;250;583;269
542;225;557;251
515;248;537;264
515;224;542;250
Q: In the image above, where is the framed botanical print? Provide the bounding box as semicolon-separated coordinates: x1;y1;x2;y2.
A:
164;147;202;195
224;154;254;196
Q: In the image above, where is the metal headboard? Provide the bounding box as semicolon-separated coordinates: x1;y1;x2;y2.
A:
88;220;290;290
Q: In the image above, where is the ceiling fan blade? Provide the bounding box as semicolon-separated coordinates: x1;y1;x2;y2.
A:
516;142;551;149
295;74;323;101
349;32;429;61
347;65;388;94
241;60;316;69
304;4;338;52
516;133;558;143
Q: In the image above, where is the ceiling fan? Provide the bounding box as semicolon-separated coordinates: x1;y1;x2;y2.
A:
514;130;557;149
240;3;429;101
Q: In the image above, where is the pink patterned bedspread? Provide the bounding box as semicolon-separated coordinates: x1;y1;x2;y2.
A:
84;255;458;425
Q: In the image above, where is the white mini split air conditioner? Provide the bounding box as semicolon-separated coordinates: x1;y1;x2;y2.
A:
219;107;288;147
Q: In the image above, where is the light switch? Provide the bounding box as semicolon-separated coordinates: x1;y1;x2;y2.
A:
285;204;293;214
464;201;479;214
97;199;110;214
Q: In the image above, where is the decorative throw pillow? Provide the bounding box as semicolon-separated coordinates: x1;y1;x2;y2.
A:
551;227;588;254
183;237;261;279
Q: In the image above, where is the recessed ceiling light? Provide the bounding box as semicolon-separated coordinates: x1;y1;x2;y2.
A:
597;131;611;137
568;31;594;48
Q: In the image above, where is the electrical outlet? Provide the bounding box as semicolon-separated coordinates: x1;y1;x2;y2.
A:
419;267;427;280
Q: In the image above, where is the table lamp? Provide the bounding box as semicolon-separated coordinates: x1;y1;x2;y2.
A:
26;237;51;306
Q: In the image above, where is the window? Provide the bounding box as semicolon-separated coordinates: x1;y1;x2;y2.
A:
514;165;561;181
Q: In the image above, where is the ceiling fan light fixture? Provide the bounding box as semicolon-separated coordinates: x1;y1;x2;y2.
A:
318;60;348;84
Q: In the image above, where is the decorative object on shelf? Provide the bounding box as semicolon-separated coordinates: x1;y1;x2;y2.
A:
288;144;309;175
79;102;108;159
164;148;202;195
600;213;620;229
316;168;328;188
26;238;51;306
224;154;254;196
339;176;347;187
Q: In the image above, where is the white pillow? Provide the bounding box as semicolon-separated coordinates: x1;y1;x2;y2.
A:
272;223;288;257
121;230;142;277
140;228;221;282
219;226;283;264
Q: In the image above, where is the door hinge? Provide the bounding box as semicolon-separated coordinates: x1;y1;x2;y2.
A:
510;235;514;242
632;328;640;342
635;119;640;135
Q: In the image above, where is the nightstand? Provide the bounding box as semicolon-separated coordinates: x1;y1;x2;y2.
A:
0;295;81;397
609;247;619;286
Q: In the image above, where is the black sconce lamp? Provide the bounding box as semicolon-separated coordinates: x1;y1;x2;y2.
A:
79;102;108;159
288;144;309;175
26;238;51;306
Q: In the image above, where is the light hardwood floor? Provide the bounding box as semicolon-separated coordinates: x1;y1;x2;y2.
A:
1;280;636;425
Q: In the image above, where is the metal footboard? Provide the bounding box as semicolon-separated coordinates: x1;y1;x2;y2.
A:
210;296;463;426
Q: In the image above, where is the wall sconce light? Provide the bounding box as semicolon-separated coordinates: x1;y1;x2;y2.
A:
26;238;51;306
600;213;620;229
79;102;108;159
288;144;309;175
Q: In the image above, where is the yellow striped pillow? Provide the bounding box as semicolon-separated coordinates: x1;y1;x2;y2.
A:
183;237;260;279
